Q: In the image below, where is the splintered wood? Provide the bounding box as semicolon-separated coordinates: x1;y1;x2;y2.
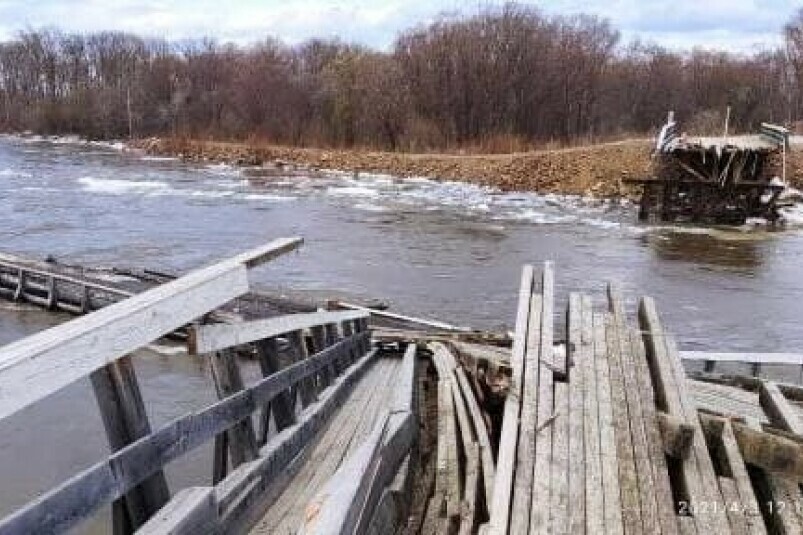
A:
486;264;803;535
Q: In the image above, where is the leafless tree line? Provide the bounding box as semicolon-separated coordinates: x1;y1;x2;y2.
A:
2;4;803;150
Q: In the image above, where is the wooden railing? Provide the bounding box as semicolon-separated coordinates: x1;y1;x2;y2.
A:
0;238;379;535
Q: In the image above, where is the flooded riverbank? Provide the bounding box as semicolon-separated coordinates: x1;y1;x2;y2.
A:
3;135;803;529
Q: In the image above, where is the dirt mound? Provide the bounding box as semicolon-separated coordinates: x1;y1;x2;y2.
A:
131;138;656;198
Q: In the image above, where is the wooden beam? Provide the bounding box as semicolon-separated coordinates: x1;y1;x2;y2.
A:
579;296;604;535
593;312;623;534
0;237;302;421
681;351;803;366
510;294;542;534
759;381;803;435
90;356;170;534
210;349;258;471
333;301;472;332
189;310;367;355
531;263;556;534
488;265;534;533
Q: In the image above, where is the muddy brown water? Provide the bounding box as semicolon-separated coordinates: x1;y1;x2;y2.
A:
2;136;803;530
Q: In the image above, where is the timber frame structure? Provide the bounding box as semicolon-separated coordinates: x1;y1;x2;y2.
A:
627;113;790;225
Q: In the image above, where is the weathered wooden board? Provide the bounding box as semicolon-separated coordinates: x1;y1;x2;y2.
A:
0;237;302;421
190;310;366;355
510;294;542;533
531;263;555;535
488;264;534;533
593;312;623;534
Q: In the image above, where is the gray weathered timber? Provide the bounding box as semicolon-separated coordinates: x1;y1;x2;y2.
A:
190;310;367;355
488;264;534;534
699;416;766;535
580;296;605;535
531;264;555;535
639;297;730;533
593;312;623;534
334;301;472;332
136;487;217;535
759;381;803;435
0;237;302;421
90;355;170;533
0;333;368;535
604;313;643;534
210;349;259;469
607;284;663;535
254;338;296;439
566;294;585;535
681;351;803;366
510;294;542;534
297;413;390;535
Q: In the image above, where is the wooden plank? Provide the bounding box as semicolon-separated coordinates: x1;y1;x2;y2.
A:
190;310;367;355
0;335;368;535
0;238;302;421
443;347;480;534
510;294;542;534
90;356;171;534
432;351;461;524
593;312;623;534
681;352;803;366
530;263;555;535
639;297;730;533
454;361;495;513
718;477;749;535
604;313;644;534
699;416;766;535
297;413;390;535
760;381;803;435
488;264;534;533
608;285;661;535
136;487;216;535
566;294;585;535
550;381;570;534
334;301;471;332
580;296;605;535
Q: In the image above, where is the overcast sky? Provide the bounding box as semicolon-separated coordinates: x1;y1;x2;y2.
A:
0;0;797;53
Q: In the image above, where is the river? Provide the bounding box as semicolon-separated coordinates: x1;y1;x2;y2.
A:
1;135;803;530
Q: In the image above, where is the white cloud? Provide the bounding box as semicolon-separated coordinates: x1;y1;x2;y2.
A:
0;0;797;52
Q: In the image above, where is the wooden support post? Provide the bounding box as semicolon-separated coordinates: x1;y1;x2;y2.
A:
13;269;23;301
289;330;317;407
46;276;57;310
254;338;296;443
209;348;258;480
90;355;170;534
310;325;330;390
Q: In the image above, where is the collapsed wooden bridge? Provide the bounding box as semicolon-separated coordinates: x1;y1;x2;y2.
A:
1;241;803;534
